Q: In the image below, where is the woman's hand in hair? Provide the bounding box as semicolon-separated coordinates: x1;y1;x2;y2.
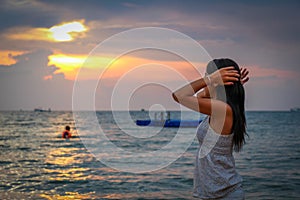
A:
240;67;250;85
210;66;240;86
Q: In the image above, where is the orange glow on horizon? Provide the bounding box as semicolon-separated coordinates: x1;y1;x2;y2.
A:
48;52;205;81
48;52;299;83
48;53;86;80
100;56;204;81
248;65;298;79
48;53;118;80
48;53;209;80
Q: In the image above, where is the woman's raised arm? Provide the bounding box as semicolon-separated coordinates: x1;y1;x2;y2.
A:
172;66;240;115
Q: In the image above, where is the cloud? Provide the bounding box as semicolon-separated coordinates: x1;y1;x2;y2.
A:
0;50;73;110
122;2;142;8
0;0;70;31
4;20;88;42
0;50;27;65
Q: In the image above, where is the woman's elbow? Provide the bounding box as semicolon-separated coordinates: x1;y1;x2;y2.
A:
172;92;180;103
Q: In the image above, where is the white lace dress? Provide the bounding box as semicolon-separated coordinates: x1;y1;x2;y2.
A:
193;117;244;199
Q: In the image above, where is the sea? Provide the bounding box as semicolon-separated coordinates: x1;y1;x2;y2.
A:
0;111;299;199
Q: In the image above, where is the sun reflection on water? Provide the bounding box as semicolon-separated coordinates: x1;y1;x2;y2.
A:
40;192;96;200
45;147;89;166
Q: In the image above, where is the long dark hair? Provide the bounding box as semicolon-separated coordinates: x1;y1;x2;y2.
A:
206;58;247;152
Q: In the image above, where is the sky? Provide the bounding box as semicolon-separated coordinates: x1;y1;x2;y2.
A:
0;0;299;111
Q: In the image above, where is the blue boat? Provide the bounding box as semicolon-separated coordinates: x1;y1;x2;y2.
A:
136;111;202;127
136;119;202;128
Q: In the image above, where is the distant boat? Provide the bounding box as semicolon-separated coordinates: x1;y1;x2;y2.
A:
34;108;51;112
290;107;300;112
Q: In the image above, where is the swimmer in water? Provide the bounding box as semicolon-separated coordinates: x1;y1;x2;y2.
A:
62;125;72;139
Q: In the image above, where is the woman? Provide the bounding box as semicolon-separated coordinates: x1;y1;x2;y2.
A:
172;58;249;199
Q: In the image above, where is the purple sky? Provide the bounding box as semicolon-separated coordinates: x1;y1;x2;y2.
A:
0;0;299;111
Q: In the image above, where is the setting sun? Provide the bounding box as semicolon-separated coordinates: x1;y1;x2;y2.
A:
49;21;87;41
5;20;88;42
